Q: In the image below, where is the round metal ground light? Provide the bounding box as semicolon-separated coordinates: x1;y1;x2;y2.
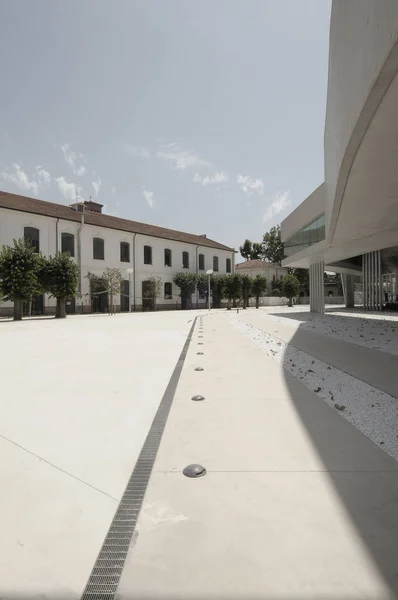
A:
195;367;204;371
191;395;205;401
183;464;206;478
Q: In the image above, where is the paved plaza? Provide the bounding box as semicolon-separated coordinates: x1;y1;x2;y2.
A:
1;308;398;599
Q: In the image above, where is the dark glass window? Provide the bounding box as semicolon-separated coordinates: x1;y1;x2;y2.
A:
164;248;172;267
198;254;205;270
182;251;189;269
93;237;105;260
226;258;231;273
120;241;130;262
213;256;219;272
61;232;75;256
144;245;152;265
164;282;172;299
24;227;40;252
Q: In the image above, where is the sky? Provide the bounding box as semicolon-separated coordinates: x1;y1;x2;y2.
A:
0;0;331;251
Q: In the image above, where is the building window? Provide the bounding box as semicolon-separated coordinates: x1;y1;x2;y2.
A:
213;256;219;272
24;227;40;253
284;213;326;258
120;241;130;262
164;282;172;299
182;251;189;269
226;258;231;273
164;248;172;267
144;245;152;265
198;254;205;271
93;237;105;260
61;232;75;257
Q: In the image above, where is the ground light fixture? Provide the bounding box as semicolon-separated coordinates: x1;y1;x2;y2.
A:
126;268;134;313
195;367;204;371
191;395;205;401
206;269;213;311
183;464;206;478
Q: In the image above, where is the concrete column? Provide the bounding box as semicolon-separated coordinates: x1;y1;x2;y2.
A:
362;251;382;311
309;261;324;314
342;274;355;308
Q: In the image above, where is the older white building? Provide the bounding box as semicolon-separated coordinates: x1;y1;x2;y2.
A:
235;260;288;293
0;190;235;315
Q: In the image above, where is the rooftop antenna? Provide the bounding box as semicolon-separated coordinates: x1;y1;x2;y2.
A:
75;186;79;211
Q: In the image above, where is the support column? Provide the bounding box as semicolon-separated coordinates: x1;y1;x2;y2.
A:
309;261;324;314
342;274;355;308
362;250;382;311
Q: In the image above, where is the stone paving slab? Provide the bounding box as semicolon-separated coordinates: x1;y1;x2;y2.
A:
117;312;398;600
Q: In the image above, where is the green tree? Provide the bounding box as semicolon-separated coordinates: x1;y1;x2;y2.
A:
42;253;79;318
103;267;123;315
239;239;263;261
252;275;268;309
173;272;197;310
223;274;242;310
288;267;309;296
145;276;162;311
0;238;43;320
240;274;253;309
262;225;285;266
282;274;300;307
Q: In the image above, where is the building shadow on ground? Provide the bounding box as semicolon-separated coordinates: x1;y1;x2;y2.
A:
276;320;398;598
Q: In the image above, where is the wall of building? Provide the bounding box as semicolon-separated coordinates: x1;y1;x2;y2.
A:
324;0;398;236
236;265;288;293
0;207;234;315
281;184;325;243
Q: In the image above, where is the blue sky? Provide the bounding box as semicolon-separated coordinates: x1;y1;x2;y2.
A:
0;0;331;251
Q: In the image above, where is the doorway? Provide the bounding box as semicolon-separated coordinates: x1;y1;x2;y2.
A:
142;280;154;311
120;280;130;312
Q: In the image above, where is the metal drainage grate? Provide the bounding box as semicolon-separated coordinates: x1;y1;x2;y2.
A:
81;317;197;600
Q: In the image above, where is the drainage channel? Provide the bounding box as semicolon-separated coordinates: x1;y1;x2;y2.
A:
81;317;198;600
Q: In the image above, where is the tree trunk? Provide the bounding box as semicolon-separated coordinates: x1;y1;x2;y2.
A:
255;295;259;309
227;298;231;310
288;297;293;307
14;298;23;321
56;298;66;318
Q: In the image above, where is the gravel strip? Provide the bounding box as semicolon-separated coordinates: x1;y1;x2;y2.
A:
226;313;398;462
264;308;398;355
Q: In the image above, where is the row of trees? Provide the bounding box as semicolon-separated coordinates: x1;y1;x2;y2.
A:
0;239;78;320
172;271;300;309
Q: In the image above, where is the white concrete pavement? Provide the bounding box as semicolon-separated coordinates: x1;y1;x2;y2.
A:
117;311;398;600
0;311;196;598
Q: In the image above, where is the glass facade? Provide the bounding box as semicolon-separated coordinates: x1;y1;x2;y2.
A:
284;214;325;257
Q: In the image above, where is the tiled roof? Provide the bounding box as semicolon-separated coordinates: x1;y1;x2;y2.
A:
236;259;281;269
0;190;234;252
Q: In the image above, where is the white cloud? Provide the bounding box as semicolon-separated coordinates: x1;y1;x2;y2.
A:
142;187;154;209
0;163;39;196
92;177;101;197
55;176;81;203
156;143;211;170
125;144;151;158
36;165;51;186
262;190;291;223
61;143;87;176
193;171;228;186
236;174;264;196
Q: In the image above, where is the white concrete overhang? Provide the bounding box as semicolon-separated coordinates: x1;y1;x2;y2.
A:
328;40;398;253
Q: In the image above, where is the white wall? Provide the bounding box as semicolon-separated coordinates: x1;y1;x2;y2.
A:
281;184;325;242
324;0;398;234
0;207;234;313
236;265;288;292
